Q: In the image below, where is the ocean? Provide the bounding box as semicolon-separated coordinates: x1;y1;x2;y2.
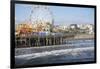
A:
15;39;95;67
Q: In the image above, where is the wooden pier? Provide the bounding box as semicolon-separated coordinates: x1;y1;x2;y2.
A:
15;33;65;48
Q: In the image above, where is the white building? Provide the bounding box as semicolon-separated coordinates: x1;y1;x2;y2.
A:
77;24;94;34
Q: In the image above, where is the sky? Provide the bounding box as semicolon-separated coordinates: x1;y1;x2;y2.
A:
15;4;95;25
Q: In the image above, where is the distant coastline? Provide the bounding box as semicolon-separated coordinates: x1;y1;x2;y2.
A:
64;34;94;40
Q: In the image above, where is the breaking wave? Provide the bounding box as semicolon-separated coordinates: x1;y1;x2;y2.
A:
15;46;94;60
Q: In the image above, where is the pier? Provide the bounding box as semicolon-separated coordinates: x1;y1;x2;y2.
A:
15;33;70;48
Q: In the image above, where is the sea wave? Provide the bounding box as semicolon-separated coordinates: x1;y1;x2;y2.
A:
15;46;94;60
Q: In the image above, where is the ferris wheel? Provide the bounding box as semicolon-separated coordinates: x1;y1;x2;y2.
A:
29;5;54;25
